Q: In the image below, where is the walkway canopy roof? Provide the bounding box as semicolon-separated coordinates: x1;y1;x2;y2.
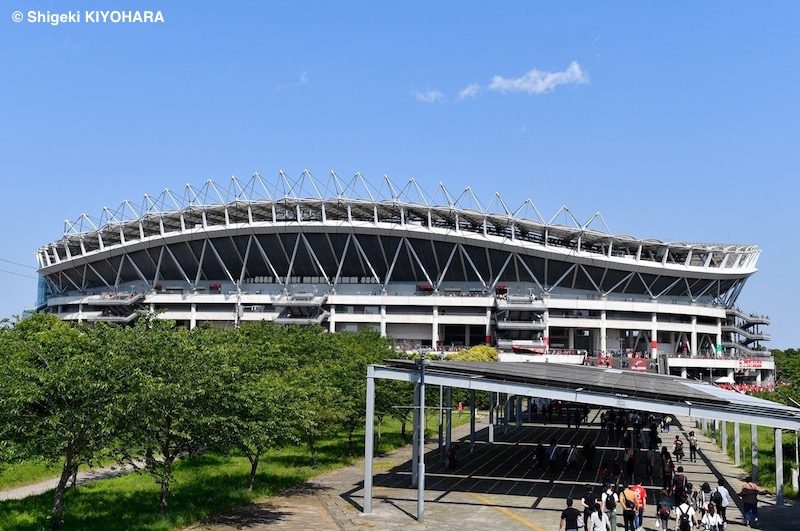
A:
374;360;800;431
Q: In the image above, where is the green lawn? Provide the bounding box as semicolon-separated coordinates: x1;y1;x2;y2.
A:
0;459;63;491
703;421;798;496
0;413;474;530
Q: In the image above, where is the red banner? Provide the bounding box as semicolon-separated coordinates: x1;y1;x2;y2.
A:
738;358;763;368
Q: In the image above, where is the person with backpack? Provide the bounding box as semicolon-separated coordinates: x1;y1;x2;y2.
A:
688;431;699;462
656;487;674;531
672;466;688;505
712;479;731;523
673;435;685;463
697;482;712;518
619;482;639;531
675;495;698;531
601;483;618;531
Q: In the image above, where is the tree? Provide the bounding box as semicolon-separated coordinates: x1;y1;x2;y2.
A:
447;344;499;362
0;314;125;530
114;320;236;515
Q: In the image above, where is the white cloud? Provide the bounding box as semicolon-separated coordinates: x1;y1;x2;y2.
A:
414;89;446;104
457;83;481;100
276;71;309;90
488;61;588;95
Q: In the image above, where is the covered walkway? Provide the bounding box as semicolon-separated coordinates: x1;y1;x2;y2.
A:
363;360;800;523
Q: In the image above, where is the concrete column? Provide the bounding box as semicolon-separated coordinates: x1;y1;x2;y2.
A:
464;325;470;347
543;309;550;353
417;364;426;521
716;319;722;357
600;310;607;354
469;389;476;452
756;370;762;386
432;306;439;350
363;370;375;513
328;306;336;333
445;388;452;467
527;397;532;422
411;383;420;487
485;308;491;345
776;428;784;506
702;418;708;433
681;366;688;379
691;316;698;356
488;391;494;443
651;313;658;359
734;422;741;466
379;305;386;337
722;421;728;456
190;302;196;329
568;328;575;349
751;424;759;483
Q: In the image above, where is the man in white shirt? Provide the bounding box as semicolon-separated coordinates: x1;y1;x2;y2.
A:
712;479;731;523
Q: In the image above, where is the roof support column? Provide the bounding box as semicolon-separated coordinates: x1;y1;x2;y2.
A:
469;389;476;452
776;428;784;506
600;310;607;355
488;391;495;443
380;305;386;337
445;387;452;468
651;313;658;359
721;421;728;458
734;422;741;466
190;303;196;330
751;423;759;483
691;316;698;356
411;382;419;487
328;306;336;333
362;367;375;514
716;319;723;358
484;307;491;345
416;360;426;522
516;394;523;428
432;306;439;350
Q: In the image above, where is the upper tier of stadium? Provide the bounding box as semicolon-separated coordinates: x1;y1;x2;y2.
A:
36;172;760;277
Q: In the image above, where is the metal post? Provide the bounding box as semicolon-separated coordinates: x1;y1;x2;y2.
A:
721;421;728;457
363;369;375;513
516;395;523;428
751;424;759;483
734;422;741;466
438;386;444;464
417;355;427;522
445;387;452;467
470;389;476;452
776;428;784;506
527;396;532;422
503;395;510;433
411;382;419;487
488;391;494;443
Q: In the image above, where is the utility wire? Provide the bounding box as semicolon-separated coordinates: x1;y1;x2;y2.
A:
0;257;36;269
0;268;38;280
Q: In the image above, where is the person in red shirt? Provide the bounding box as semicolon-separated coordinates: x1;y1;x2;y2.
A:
630;482;647;531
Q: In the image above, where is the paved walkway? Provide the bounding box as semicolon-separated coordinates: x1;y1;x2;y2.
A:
0;462;142;501
190;411;799;531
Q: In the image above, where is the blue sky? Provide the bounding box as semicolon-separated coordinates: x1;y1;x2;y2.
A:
1;2;797;346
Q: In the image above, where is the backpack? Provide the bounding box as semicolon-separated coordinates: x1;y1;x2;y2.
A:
711;488;723;508
623;492;636;511
677;505;691;531
605;492;616;511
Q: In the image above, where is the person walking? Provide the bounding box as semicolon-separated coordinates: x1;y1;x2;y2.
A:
701;502;724;531
688;431;699;462
619;482;639;531
601;483;619;531
739;474;767;527
588;502;612;531
631;482;647;531
581;484;597;530
560;497;582;531
711;479;731;523
656;487;674;531
675;495;698;531
673;435;685;463
672;466;688;505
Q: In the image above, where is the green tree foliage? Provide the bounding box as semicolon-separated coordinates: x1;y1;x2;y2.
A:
0;314;125;530
446;344;499;362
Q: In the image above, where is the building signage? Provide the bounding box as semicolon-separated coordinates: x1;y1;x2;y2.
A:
737;358;763;369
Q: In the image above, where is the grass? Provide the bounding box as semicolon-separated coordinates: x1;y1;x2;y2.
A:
0;413;474;530
0;459;63;491
702;421;798;496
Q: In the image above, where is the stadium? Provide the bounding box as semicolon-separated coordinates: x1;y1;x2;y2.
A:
35;172;773;385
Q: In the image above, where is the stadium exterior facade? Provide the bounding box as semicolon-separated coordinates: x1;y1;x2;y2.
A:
35;172;773;385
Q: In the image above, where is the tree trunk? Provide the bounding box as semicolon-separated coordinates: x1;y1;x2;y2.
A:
308;436;316;466
159;457;173;516
401;420;406;439
51;447;75;531
347;426;355;456
70;462;78;490
247;454;260;492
